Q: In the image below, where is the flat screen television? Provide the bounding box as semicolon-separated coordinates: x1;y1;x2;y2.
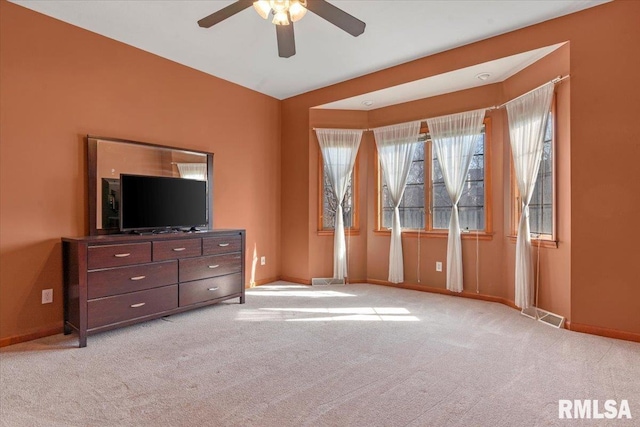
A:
120;174;208;232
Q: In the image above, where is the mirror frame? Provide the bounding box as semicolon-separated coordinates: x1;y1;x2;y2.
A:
87;135;214;235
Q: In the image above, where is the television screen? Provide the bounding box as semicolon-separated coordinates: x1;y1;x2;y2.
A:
120;174;208;232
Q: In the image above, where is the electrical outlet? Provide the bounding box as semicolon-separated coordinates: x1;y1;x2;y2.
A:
260;256;266;266
436;262;443;272
42;289;53;304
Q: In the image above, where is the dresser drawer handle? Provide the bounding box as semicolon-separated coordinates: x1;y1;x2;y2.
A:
207;287;219;291
114;253;131;258
218;243;230;247
130;302;146;308
172;247;186;252
130;276;146;281
208;264;220;269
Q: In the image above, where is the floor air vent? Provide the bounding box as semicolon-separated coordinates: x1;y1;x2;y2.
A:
311;278;345;286
521;307;565;329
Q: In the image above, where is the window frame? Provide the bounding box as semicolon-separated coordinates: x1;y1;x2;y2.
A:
510;97;557;248
317;151;360;235
375;117;493;239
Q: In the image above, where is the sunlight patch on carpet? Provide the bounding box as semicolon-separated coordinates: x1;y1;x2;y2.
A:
245;290;357;298
260;307;420;322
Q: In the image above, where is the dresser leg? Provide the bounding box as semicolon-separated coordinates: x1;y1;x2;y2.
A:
239;295;245;304
78;332;87;348
64;322;72;335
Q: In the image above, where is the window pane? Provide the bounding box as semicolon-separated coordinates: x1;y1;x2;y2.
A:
433;185;485;230
402;184;425;208
382;185;393;209
400;207;425;229
378;128;487;232
382;209;393;229
381;144;426;229
432;207;450;229
459;181;484;207
432;133;485;230
432;159;444;183
413;140;425;161
468;154;484;180
542;173;553;203
432;183;451;209
460;204;485;231
400;183;425;229
529;115;553;236
406;160;424;185
322;168;353;230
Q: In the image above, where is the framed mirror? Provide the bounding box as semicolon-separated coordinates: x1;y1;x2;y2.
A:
87;136;213;235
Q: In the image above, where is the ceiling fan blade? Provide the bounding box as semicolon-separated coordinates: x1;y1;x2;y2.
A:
197;0;253;28
276;23;296;58
306;0;365;37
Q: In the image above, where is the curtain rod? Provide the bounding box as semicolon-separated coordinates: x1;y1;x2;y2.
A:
312;127;367;131
314;75;569;132
363;108;492;132
496;74;569;109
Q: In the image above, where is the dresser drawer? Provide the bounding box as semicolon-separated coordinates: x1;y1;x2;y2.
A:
179;253;242;282
203;235;242;255
179;273;242;307
88;285;178;329
88;243;151;269
153;239;201;261
88;260;178;299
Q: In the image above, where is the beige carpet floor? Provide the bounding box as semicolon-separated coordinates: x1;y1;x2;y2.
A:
1;282;639;426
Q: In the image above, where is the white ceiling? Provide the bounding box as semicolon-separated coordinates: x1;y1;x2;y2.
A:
11;1;608;100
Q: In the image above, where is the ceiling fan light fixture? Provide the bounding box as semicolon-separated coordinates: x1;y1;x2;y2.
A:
272;10;290;25
253;0;271;19
200;0;365;58
270;0;290;13
289;0;307;22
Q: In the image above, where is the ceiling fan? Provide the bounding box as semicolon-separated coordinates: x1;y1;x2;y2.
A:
197;0;366;58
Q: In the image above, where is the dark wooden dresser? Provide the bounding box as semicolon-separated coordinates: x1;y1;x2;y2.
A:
62;230;245;347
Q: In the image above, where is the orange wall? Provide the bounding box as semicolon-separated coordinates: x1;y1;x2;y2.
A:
279;99;309;283
0;1;281;340
2;0;639;341
281;1;640;335
565;5;640;335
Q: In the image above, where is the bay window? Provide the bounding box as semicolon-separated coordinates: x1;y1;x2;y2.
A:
378;119;490;233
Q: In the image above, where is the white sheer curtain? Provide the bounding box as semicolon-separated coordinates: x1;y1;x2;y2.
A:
315;128;363;279
427;109;485;293
176;163;207;181
506;82;554;308
373;121;421;283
